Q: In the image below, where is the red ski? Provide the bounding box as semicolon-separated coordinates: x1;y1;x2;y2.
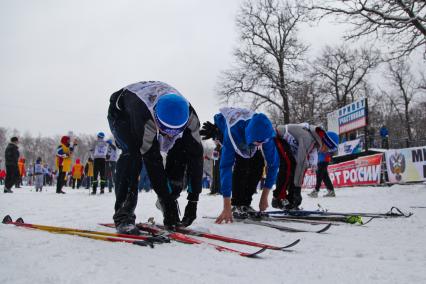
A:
100;222;300;251
100;223;267;258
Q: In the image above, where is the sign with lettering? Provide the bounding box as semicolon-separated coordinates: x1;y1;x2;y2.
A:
327;98;367;134
385;146;426;183
303;154;382;188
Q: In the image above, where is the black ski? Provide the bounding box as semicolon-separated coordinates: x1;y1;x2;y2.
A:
242;219;332;233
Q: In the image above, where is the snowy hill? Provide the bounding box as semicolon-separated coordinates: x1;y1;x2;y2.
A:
1;184;426;284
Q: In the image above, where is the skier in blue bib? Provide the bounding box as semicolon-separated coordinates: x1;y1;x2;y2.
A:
200;108;279;223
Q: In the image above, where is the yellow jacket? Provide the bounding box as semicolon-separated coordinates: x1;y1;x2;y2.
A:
85;161;94;177
72;160;84;179
56;144;72;172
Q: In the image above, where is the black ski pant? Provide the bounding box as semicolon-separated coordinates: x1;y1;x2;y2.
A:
211;160;220;194
85;176;93;189
273;138;301;206
5;165;19;190
315;162;334;191
92;158;106;192
108;94;145;226
231;150;264;207
72;178;82;189
56;166;66;193
164;137;202;202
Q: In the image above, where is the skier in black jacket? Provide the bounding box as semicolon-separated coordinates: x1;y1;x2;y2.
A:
108;81;203;234
4;137;20;193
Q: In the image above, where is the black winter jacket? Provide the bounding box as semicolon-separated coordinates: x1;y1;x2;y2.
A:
5;143;19;166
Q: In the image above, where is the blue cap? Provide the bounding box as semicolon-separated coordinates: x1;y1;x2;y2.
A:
245;113;275;144
316;129;338;151
326;131;339;146
155;94;189;136
97;132;105;139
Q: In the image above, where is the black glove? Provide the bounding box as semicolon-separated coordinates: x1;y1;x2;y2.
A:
200;121;222;141
180;201;197;227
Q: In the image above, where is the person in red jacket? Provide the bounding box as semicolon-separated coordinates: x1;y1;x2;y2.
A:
0;169;6;185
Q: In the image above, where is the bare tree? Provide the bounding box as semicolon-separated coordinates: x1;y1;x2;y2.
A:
420;71;426;90
288;80;325;124
308;0;426;58
381;58;424;143
217;0;309;123
0;127;8;168
311;44;381;108
410;101;426;142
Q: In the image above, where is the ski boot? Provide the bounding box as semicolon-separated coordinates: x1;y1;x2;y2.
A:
284;203;300;210
180;201;198;227
100;188;105;194
232;206;248;219
307;190;319;198
323;190;336;197
271;197;289;209
116;223;140;235
158;198;180;230
243;205;265;219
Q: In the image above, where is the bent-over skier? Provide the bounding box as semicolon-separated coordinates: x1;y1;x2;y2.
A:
200;107;279;224
108;81;203;234
272;123;338;210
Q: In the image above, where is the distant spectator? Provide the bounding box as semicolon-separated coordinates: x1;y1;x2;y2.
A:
16;158;26;188
106;139;118;193
380;125;389;149
84;158;94;189
71;159;84;189
202;173;211;189
90;132;109;195
42;164;50;186
4;137;20;193
138;161;151;192
55;136;77;194
0;169;5;185
308;151;336;198
210;141;221;195
34;157;44;192
27;165;33;186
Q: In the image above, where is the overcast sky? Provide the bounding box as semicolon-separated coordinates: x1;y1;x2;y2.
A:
0;0;345;137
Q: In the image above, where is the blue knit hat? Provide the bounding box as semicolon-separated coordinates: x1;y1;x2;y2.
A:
97;132;105;139
245;113;275;144
155;94;189;136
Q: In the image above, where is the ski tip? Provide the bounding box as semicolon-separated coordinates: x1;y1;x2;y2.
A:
244;247;267;258
362;217;375;225
316;223;332;233
2;215;12;224
280;239;301;250
16;217;24;224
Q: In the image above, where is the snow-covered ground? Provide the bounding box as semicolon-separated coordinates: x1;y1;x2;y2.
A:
1;184;426;284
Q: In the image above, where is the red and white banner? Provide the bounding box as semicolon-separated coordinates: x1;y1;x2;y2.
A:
303;154;383;188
